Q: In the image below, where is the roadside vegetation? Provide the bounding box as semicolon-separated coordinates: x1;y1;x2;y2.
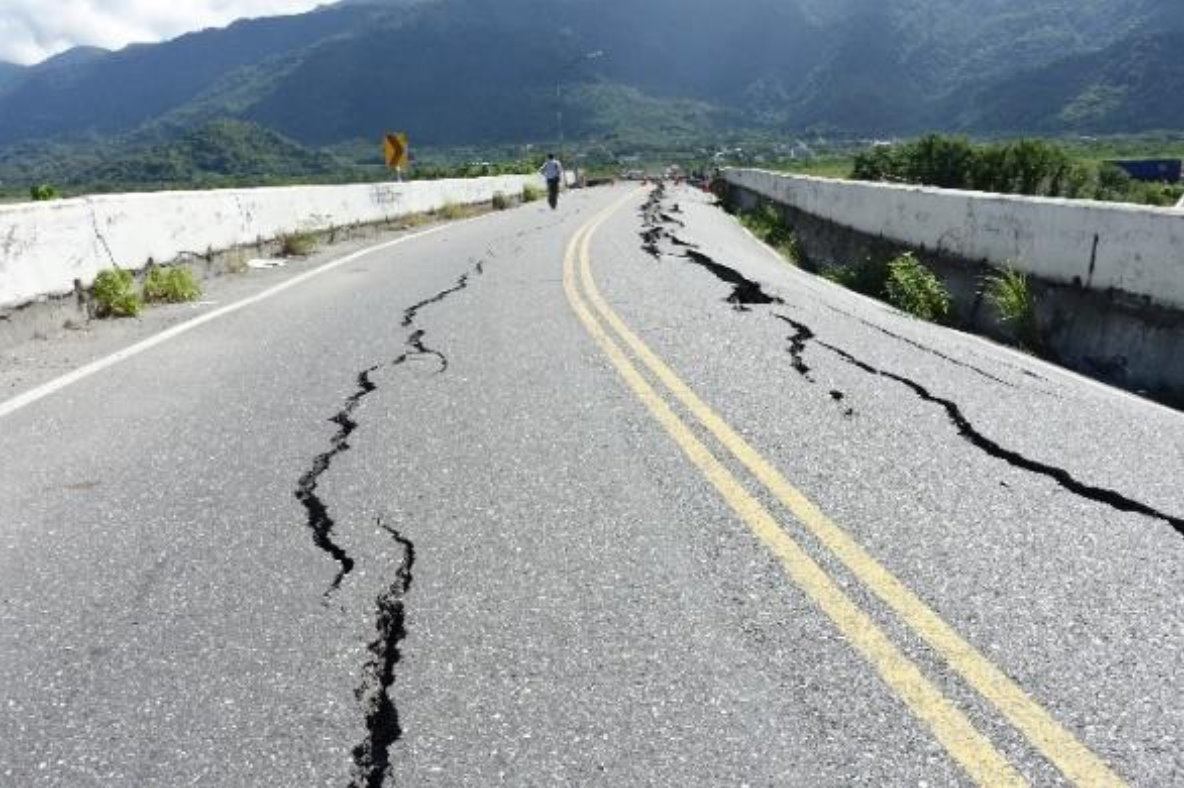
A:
884;253;952;323
29;184;58;201
851;134;1184;206
92;268;142;318
984;267;1041;350
92;264;204;319
737;203;800;262
279;231;318;257
734;201;1050;350
143;265;201;304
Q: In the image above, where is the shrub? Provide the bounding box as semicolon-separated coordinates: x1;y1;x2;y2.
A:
491;191;511;211
92;268;142;318
30;184;58;201
822;257;890;297
438;202;466;220
279;231;318;257
522;184;544;203
985;267;1040;348
143;265;201;303
884;253;950;322
739;202;800;262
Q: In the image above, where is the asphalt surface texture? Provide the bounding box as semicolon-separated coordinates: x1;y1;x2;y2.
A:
1;183;1181;786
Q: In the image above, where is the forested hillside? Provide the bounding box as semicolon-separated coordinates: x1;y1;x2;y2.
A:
0;0;1179;187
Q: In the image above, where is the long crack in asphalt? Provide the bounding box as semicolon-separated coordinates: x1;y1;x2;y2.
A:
816;339;1184;536
349;518;416;788
293;256;487;787
643;184;1182;535
682;248;785;310
295;365;380;597
639;184;783;310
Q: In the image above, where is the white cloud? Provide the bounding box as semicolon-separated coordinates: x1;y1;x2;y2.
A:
0;0;330;64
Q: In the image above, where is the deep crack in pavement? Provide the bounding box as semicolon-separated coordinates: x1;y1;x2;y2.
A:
817;340;1184;536
775;314;815;380
293;254;488;786
638;184;784;310
349;518;416;788
295;365;380;597
682;249;785;310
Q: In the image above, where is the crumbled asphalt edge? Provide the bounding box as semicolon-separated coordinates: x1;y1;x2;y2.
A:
816;339;1184;536
349;518;416;788
639;185;667;259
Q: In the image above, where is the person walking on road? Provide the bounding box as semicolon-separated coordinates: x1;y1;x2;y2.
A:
540;153;564;210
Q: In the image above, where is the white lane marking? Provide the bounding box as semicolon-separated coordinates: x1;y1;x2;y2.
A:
0;222;462;421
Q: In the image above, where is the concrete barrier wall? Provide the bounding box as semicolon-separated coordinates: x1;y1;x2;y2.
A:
0;175;542;310
725;168;1184;311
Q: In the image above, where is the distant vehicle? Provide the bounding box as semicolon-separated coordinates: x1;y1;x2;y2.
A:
1108;159;1182;183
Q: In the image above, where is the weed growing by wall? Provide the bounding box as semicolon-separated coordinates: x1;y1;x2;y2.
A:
279;231;318;257
92;268;142;318
985;267;1041;349
884;253;951;322
739;202;800;262
143;265;201;303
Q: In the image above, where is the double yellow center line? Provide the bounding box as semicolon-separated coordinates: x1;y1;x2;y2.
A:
562;193;1126;787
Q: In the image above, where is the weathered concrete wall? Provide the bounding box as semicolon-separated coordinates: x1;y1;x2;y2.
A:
725;169;1184;407
0;175;542;310
725;168;1184;312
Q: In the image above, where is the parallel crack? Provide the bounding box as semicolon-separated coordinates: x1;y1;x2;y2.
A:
818;340;1184;536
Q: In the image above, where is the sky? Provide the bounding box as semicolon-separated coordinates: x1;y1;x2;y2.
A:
0;0;329;65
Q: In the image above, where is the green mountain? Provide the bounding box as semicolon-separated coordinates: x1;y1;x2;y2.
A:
953;30;1184;133
0;0;1180;181
76;119;344;188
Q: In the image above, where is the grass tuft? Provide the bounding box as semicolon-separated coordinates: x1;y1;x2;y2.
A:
522;184;544;203
143;265;201;303
739;203;800;262
985;267;1040;348
884;252;951;322
92;268;142;318
279;231;318;257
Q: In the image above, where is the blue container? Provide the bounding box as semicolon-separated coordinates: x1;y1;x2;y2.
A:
1108;159;1183;183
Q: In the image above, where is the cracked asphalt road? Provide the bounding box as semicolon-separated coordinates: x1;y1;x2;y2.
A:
1;184;1181;786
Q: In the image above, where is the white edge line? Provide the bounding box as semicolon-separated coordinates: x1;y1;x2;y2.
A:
727;209;1182;420
0;219;466;421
